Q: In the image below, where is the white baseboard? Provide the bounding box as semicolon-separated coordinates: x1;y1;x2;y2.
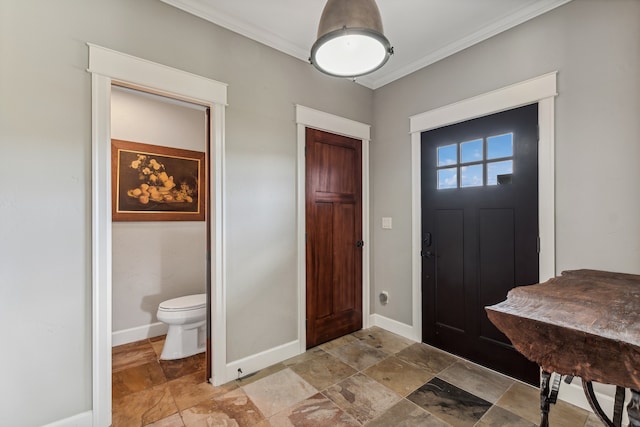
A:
112;322;168;347
41;411;92;427
369;313;420;342
225;339;300;383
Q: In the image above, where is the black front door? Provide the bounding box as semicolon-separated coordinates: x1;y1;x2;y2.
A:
421;104;540;385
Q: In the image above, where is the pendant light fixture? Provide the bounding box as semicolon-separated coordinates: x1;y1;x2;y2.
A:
309;0;394;78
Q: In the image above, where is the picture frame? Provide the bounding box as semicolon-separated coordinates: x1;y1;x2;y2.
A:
111;139;206;221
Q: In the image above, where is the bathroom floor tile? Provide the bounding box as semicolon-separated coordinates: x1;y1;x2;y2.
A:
150;335;166;358
323;372;401;424
167;371;237;411
327;339;389;371
144;413;185;427
407;377;491;427
267;393;360;426
113;361;166;400
366;399;451;427
363;356;434;397
112;383;178;427
113;339;158;372
395;342;457;375
288;351;357;391
159;352;205;381
437;360;514;403
242;368;317;418
352;326;414;354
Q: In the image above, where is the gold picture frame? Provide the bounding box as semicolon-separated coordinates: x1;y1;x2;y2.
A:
111;139;206;221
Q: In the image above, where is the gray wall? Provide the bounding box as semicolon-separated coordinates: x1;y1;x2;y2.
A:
371;0;640;324
111;87;207;337
0;0;372;425
3;0;639;425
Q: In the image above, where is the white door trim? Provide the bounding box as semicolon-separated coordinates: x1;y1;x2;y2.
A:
408;71;558;345
88;44;228;427
295;105;371;352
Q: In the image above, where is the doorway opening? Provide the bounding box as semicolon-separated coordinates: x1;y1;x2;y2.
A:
89;44;227;427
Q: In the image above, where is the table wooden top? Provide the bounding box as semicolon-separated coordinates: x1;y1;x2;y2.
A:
486;269;640;389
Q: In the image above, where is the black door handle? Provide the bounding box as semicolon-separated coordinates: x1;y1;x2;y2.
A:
423;250;437;259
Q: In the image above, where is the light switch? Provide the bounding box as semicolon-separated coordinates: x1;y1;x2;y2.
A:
382;217;393;229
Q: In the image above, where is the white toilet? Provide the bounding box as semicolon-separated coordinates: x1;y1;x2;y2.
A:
156;293;206;360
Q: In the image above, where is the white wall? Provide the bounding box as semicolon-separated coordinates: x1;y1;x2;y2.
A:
0;0;372;425
371;0;640;324
111;87;207;341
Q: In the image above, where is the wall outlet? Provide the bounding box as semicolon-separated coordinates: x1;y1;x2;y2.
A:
379;291;389;305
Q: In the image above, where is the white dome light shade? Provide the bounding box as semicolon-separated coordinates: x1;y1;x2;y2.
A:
311;30;391;77
309;0;393;78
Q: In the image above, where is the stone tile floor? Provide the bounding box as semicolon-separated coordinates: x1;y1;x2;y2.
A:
112;326;602;426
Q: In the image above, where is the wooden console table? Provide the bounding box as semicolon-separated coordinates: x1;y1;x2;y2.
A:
486;270;640;426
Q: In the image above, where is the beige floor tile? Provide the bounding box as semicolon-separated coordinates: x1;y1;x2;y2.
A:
475;405;536;427
352;326;415;354
268;393;360;426
318;333;359;351
282;346;326;367
289;351;357;391
395;343;458;375
180;388;264;427
149;335;166;358
235;362;287;386
242;368;318;418
438;360;514;403
112;383;179;427
495;382;542;424
496;382;589;427
167;371;238;411
113;339;158;373
145;413;185;427
363;356;434;397
323;372;401;424
159;353;205;381
366;399;451;427
328;339;390;371
113;361;167;400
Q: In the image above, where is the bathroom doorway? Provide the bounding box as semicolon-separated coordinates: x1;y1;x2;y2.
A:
110;86;211;376
90;44;228;426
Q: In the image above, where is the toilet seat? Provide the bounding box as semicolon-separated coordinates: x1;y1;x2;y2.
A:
158;294;206;312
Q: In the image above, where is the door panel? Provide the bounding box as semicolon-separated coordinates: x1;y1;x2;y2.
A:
435;209;464;332
306;128;362;348
421;104;539;385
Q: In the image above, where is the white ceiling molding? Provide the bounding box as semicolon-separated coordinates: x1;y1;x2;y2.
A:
161;0;572;90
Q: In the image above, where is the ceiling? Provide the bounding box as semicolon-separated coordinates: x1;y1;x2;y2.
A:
160;0;571;89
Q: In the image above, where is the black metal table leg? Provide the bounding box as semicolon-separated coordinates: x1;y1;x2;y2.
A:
629;389;640;427
540;371;551;427
540;371;562;427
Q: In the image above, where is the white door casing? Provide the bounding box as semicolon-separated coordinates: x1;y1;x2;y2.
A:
88;44;227;427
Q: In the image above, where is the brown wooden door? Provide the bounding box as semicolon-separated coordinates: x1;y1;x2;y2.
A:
306;128;363;348
421;104;540;385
